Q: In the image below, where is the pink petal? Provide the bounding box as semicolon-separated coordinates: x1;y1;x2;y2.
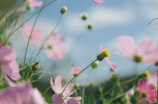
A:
0;47;16;62
3;74;17;87
55;76;62;92
137;79;147;91
30;89;45;104
113;49;124;57
92;0;104;4
138;38;156;54
67;98;78;104
63;83;74;97
0;43;3;49
1;60;21;80
117;36;136;57
52;94;64;104
50;77;55;90
30;0;43;6
106;58;117;70
100;45;105;52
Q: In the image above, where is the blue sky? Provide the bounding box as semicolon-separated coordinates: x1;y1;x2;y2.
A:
13;0;158;84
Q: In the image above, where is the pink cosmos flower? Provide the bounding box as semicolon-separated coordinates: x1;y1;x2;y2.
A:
0;43;21;87
25;0;43;7
115;36;158;63
92;0;104;4
137;73;157;103
100;45;117;70
0;82;47;104
22;25;43;44
45;34;66;60
52;94;81;104
50;76;82;103
70;67;82;75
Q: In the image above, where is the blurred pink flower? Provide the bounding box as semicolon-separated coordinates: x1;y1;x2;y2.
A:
45;34;66;60
100;45;117;70
52;94;81;104
25;0;43;7
115;36;158;63
137;73;157;103
22;25;43;44
93;0;104;4
70;67;82;75
0;43;21;87
0;82;47;104
50;76;82;103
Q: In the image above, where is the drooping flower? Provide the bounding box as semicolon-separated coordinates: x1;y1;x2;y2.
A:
70;67;82;76
45;34;66;60
50;76;82;104
25;0;43;7
22;25;43;44
92;0;104;4
115;36;158;63
0;43;21;87
0;82;47;104
97;45;117;70
137;72;157;103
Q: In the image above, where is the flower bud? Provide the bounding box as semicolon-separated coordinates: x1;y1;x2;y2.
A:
81;13;88;20
27;4;34;11
91;61;99;69
87;24;93;30
97;49;110;61
155;62;158;66
142;92;147;98
74;84;79;89
138;71;149;79
110;74;119;84
60;6;67;14
31;61;40;72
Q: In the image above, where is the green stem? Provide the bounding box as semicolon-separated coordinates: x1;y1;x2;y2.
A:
43;86;51;96
22;0;48;78
3;2;25;46
61;59;97;95
34;14;63;62
4;0;57;45
106;93;125;104
103;77;137;96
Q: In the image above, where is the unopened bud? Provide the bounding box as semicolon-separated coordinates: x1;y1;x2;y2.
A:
60;6;67;14
142;92;147;98
81;13;88;20
31;61;40;72
27;4;34;11
74;84;79;89
91;61;99;69
155;62;158;66
110;74;119;84
87;24;93;30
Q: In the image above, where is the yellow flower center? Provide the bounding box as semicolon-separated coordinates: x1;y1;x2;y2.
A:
103;49;110;57
143;71;149;78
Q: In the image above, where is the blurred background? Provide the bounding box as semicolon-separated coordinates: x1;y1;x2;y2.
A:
1;0;158;103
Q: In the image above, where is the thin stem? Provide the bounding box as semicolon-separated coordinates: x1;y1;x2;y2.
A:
75;89;78;97
106;93;125;104
43;86;51;96
22;0;48;78
61;59;97;95
146;97;157;103
103;77;137;96
28;73;33;81
4;0;57;45
3;2;25;46
33;14;63;62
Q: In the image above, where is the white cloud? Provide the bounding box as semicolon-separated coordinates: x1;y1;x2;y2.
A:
65;6;135;33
